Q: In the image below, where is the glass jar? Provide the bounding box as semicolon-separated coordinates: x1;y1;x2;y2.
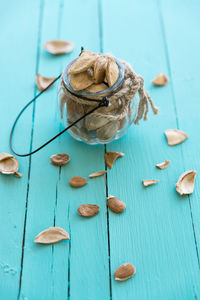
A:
58;57;139;145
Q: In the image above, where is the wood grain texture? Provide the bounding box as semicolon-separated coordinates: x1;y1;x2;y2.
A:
160;0;200;266
102;0;200;299
0;0;41;298
0;0;200;299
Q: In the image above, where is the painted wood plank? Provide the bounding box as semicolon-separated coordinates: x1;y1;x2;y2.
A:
59;3;110;300
102;0;200;299
0;0;41;299
19;0;110;299
160;0;200;273
18;1;69;299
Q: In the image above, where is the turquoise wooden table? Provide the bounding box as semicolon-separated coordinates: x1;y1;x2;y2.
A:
1;0;200;299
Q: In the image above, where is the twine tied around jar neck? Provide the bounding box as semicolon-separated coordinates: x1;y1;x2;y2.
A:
60;58;158;125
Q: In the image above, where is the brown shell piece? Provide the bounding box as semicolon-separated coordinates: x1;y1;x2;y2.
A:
156;160;171;170
44;40;74;55
89;170;107;178
68;50;98;75
69;176;87;187
165;129;188;146
107;195;126;213
70;71;93;91
175;170;197;195
50;153;70;166
34;227;70;244
96;121;119;140
36;74;56;91
0;153;19;175
142;180;159;187
84;83;108;93
105;151;124;169
0;153;13;161
85;115;109;131
14;172;22;178
78;204;99;217
114;263;136;281
106;58;119;87
93;55;108;84
152;73;168;86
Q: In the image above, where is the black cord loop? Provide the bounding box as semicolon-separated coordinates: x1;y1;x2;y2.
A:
9;75;109;157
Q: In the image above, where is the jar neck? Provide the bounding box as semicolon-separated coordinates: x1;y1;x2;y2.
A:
62;56;125;100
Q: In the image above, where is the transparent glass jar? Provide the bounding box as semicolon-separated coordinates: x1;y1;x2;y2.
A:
58;57;139;145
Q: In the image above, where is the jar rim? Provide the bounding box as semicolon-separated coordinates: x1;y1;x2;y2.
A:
62;56;124;98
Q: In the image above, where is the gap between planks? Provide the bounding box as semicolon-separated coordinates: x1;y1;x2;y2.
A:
98;0;113;297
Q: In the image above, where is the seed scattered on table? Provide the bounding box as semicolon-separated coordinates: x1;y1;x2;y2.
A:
156;160;171;170
44;40;74;55
175;170;197;195
14;172;22;178
165;129;188;146
114;263;136;281
89;170;107;178
142;180;159;187
152;73;168;86
107;195;126;213
105;151;124;169
34;227;70;244
78;204;99;217
0;152;19;175
50;153;70;166
36;74;56;91
69;176;87;187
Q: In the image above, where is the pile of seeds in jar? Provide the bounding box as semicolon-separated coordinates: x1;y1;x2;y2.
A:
59;49;137;142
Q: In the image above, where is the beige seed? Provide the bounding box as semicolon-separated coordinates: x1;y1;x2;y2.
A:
44;40;74;55
34;227;70;244
50;154;70;166
68;50;98;75
152;73;168;86
105;151;124;169
78;204;99;217
107;195;126;213
97;121;119;140
70;126;79;135
142;180;159;187
156;160;171;170
69;176;87;187
79;128;91;141
0;153;19;175
70;71;93;91
85;115;109;131
84;83;108;95
93;55;108;84
0;153;13;161
114;263;136;281
165;129;188;146
36;74;56;91
175;170;197;195
89;170;107;178
106;57;119;87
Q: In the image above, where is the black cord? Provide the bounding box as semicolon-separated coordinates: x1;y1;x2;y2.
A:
9;75;109;157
